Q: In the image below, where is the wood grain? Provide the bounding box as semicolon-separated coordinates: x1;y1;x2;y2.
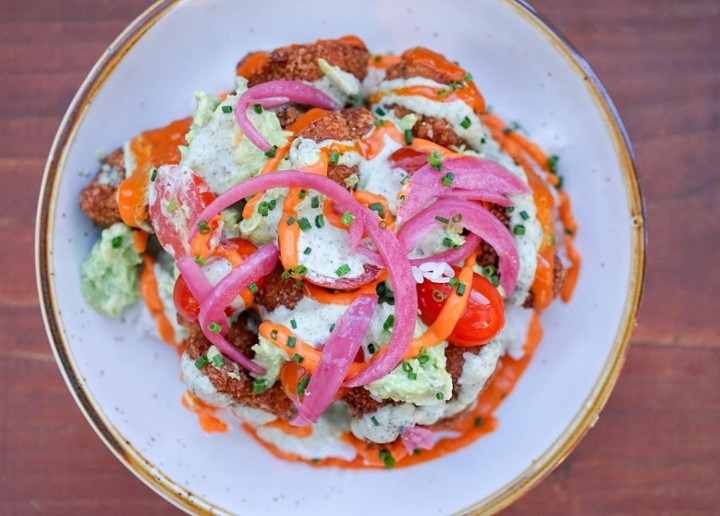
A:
0;0;718;514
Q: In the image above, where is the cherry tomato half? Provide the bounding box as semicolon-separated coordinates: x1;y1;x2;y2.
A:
388;147;428;174
172;238;263;322
417;269;505;346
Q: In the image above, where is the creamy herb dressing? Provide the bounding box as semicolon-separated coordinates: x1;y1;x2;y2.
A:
356;133;406;213
255;403;357;461
180;351;235;407
372;77;487;151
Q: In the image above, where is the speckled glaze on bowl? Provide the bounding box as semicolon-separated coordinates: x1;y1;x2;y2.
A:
36;0;645;514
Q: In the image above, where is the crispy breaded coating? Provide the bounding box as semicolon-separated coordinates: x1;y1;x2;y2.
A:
392;105;466;149
244;37;370;86
254;265;304;312
297;107;374;142
275;104;307;129
343;387;395;418
185;315;294;419
79;148;125;227
327;164;359;191
444;345;482;395
476;204;511;268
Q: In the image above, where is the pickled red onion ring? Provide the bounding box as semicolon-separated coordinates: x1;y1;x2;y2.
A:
291;294;378;425
401;426;435;454
175;255;212;302
398;199;520;295
236;80;340;152
197;243;279;374
397;158;529;223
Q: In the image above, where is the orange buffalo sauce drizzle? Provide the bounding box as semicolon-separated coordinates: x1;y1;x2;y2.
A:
303;270;388;305
244;312;543;469
181;391;229;434
236;51;269;79
482;113;580;307
117;117;192;228
368;54;401;69
139;254;177;347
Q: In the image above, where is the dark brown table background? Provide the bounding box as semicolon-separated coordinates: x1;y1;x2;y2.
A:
1;0;718;513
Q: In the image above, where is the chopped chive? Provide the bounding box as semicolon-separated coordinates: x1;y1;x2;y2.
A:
428;150;444;171
287;336;297;348
290;319;297;329
268;199;277;210
329;150;340;164
329;323;335;332
194;355;208;369
418;353;430;365
513;224;526;235
248;282;259;294
507;206;515;213
253;103;263;114
404;128;413;145
311;458;321;464
194;256;206;266
270;329;279;340
371;416;380;427
369;202;385;218
402;362;413;373
375;107;386;116
456;283;467;296
519;210;530;221
340;211;355;226
407;372;417;380
264;146;277;158
253;379;269;394
335;263;351;277
287;265;308;278
383;314;395;332
460;116;472;129
198;220;211;234
297;377;310;398
311;196;320;209
367;343;376;354
400;174;410;185
298;217;312;232
448;277;460;287
464;72;473;82
303;246;313;255
435;216;450;224
556;175;564;189
452;213;463;223
167;199;178;212
379;449;396;469
221;105;233;113
258;201;270;217
441;172;455;187
298;189;307;199
503;121;522;135
150;168;158;181
442;237;460;249
565;228;575;236
436;392;444;400
111;236;123;248
490;274;500;287
374;119;385;127
374;55;382;63
212;354;224;367
482;264;496;277
293;353;304;364
208;322;222;333
286;216;296;225
474;416;484;427
548;154;559;174
314;214;325;228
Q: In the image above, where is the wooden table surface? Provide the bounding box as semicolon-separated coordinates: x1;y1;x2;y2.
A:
1;0;718;514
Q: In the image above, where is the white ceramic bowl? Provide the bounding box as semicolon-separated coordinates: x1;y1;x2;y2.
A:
36;0;645;513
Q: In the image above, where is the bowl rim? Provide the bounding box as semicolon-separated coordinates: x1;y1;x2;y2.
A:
34;0;647;513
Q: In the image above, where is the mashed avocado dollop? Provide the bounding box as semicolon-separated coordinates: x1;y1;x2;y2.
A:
251;335;289;385
81;223;142;317
367;344;453;406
